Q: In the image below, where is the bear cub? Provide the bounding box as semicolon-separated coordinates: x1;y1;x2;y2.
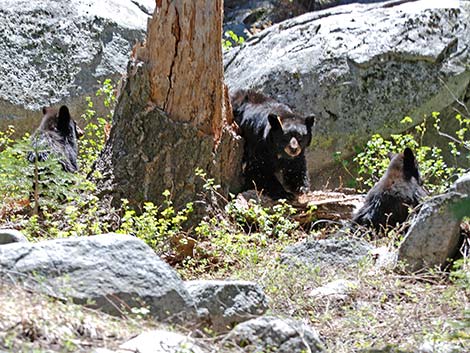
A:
353;147;427;231
230;89;315;200
28;105;83;173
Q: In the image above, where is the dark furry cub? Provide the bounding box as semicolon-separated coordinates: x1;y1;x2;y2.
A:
28;105;83;172
353;147;427;231
230;89;315;200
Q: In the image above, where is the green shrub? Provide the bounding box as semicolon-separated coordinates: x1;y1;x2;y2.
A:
0;128;34;209
0;80;116;238
117;191;194;258
178;170;301;277
222;30;245;50
79;79;115;175
352;113;468;193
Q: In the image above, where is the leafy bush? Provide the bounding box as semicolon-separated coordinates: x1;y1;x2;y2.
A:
0;128;33;207
177;170;301;277
351;113;468;193
0;80;116;238
222;30;245;50
225;198;298;240
117;191;193;260
79;79;115;175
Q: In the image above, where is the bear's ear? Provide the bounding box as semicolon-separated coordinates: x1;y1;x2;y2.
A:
305;114;315;129
57;105;71;134
42;107;47;115
268;114;283;131
403;147;419;181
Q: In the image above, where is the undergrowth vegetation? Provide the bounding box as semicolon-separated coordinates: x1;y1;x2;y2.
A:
0;80;115;239
0;81;469;352
368;114;467;193
336;111;470;193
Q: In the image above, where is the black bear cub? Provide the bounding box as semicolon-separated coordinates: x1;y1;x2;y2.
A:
28;105;83;173
230;89;315;200
353;147;427;231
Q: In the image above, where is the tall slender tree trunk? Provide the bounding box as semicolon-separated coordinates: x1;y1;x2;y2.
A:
93;0;242;210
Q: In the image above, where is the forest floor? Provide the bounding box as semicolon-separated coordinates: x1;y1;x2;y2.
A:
1;209;469;353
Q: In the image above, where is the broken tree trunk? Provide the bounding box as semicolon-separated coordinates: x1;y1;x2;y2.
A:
93;0;243;210
235;190;365;226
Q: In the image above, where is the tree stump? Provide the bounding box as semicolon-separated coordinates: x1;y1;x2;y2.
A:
93;0;243;210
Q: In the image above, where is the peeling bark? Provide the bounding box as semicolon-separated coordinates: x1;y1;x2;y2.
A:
141;0;226;140
93;0;243;210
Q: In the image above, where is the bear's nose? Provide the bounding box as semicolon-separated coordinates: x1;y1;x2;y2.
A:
285;137;301;157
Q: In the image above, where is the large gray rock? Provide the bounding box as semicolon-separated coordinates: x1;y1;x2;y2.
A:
398;192;467;272
0;0;154;134
225;0;470;186
223;316;325;353
185;280;269;332
0;234;197;323
451;172;470;196
0;229;28;245
281;237;374;267
224;0;387;39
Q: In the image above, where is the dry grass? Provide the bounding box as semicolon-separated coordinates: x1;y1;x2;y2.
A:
218;228;470;353
0;280;157;353
313;268;467;351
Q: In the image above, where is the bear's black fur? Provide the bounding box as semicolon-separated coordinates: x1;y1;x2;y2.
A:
353;147;427;231
230;89;315;200
28;105;83;173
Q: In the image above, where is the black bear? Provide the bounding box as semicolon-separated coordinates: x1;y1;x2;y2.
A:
353;147;427;231
28;105;83;173
230;89;315;200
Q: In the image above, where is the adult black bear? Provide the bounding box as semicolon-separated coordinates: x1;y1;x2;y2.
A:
28;106;83;173
230;89;315;200
353;147;427;231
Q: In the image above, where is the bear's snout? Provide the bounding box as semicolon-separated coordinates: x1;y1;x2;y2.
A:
285;137;301;157
76;124;84;138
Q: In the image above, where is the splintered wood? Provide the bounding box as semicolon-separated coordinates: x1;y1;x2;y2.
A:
295;190;364;224
145;0;225;139
236;190;365;225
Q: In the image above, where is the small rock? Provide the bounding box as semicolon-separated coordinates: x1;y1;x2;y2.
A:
118;330;207;353
398;192;466;272
185;280;269;332
308;279;358;299
281;237;374;268
0;229;28;245
371;246;398;270
419;340;466;353
360;346;411;353
223;316;325;353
